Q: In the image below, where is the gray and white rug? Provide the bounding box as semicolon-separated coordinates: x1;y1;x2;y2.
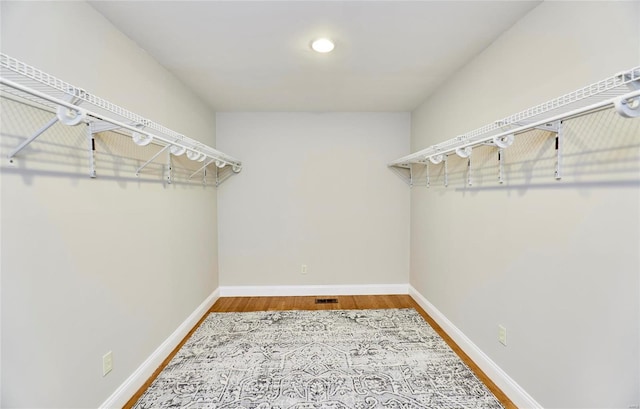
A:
133;309;503;408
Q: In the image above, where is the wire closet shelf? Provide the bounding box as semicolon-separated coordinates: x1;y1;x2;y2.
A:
0;53;242;179
388;66;640;175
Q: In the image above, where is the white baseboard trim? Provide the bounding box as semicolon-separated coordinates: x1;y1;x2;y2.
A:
220;284;409;297
99;288;220;409
408;286;542;409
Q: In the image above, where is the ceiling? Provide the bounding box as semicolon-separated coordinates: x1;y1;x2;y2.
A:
90;1;540;112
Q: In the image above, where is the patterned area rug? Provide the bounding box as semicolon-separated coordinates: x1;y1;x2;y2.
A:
133;309;503;408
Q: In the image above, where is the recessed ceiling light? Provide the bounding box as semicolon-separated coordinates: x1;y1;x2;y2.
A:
311;38;335;53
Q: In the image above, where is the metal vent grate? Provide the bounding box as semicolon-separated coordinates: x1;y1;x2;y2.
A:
315;298;338;304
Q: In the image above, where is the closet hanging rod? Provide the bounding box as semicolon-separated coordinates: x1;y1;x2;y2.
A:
389;66;640;168
0;53;242;172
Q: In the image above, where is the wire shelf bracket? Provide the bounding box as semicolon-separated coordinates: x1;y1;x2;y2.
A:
425;162;430;188
87;124;97;178
136;145;171;177
554;121;564;180
443;155;448;187
498;148;505;184
189;159;215;180
409;165;414;187
0;53;242;184
165;149;173;185
389;66;640;185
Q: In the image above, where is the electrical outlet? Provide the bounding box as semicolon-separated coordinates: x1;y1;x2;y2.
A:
102;351;113;376
498;325;507;346
301;264;307;275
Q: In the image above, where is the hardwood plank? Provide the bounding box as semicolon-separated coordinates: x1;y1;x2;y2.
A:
337;295;357;309
124;294;517;409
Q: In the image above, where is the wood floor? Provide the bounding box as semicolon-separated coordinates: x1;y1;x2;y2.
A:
124;295;516;409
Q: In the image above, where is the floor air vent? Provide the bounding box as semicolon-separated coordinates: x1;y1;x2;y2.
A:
315;298;338;304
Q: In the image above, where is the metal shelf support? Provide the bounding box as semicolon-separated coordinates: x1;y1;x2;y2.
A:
409;165;414;187
87;124;96;178
189;159;215;180
90;122;125;135
555;121;563;180
8;116;58;159
166;149;172;184
136;145;171;176
498;149;504;184
535;121;560;133
444;156;448;187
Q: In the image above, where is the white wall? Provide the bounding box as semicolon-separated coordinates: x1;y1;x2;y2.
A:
1;2;220;407
216;113;409;288
410;2;640;408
